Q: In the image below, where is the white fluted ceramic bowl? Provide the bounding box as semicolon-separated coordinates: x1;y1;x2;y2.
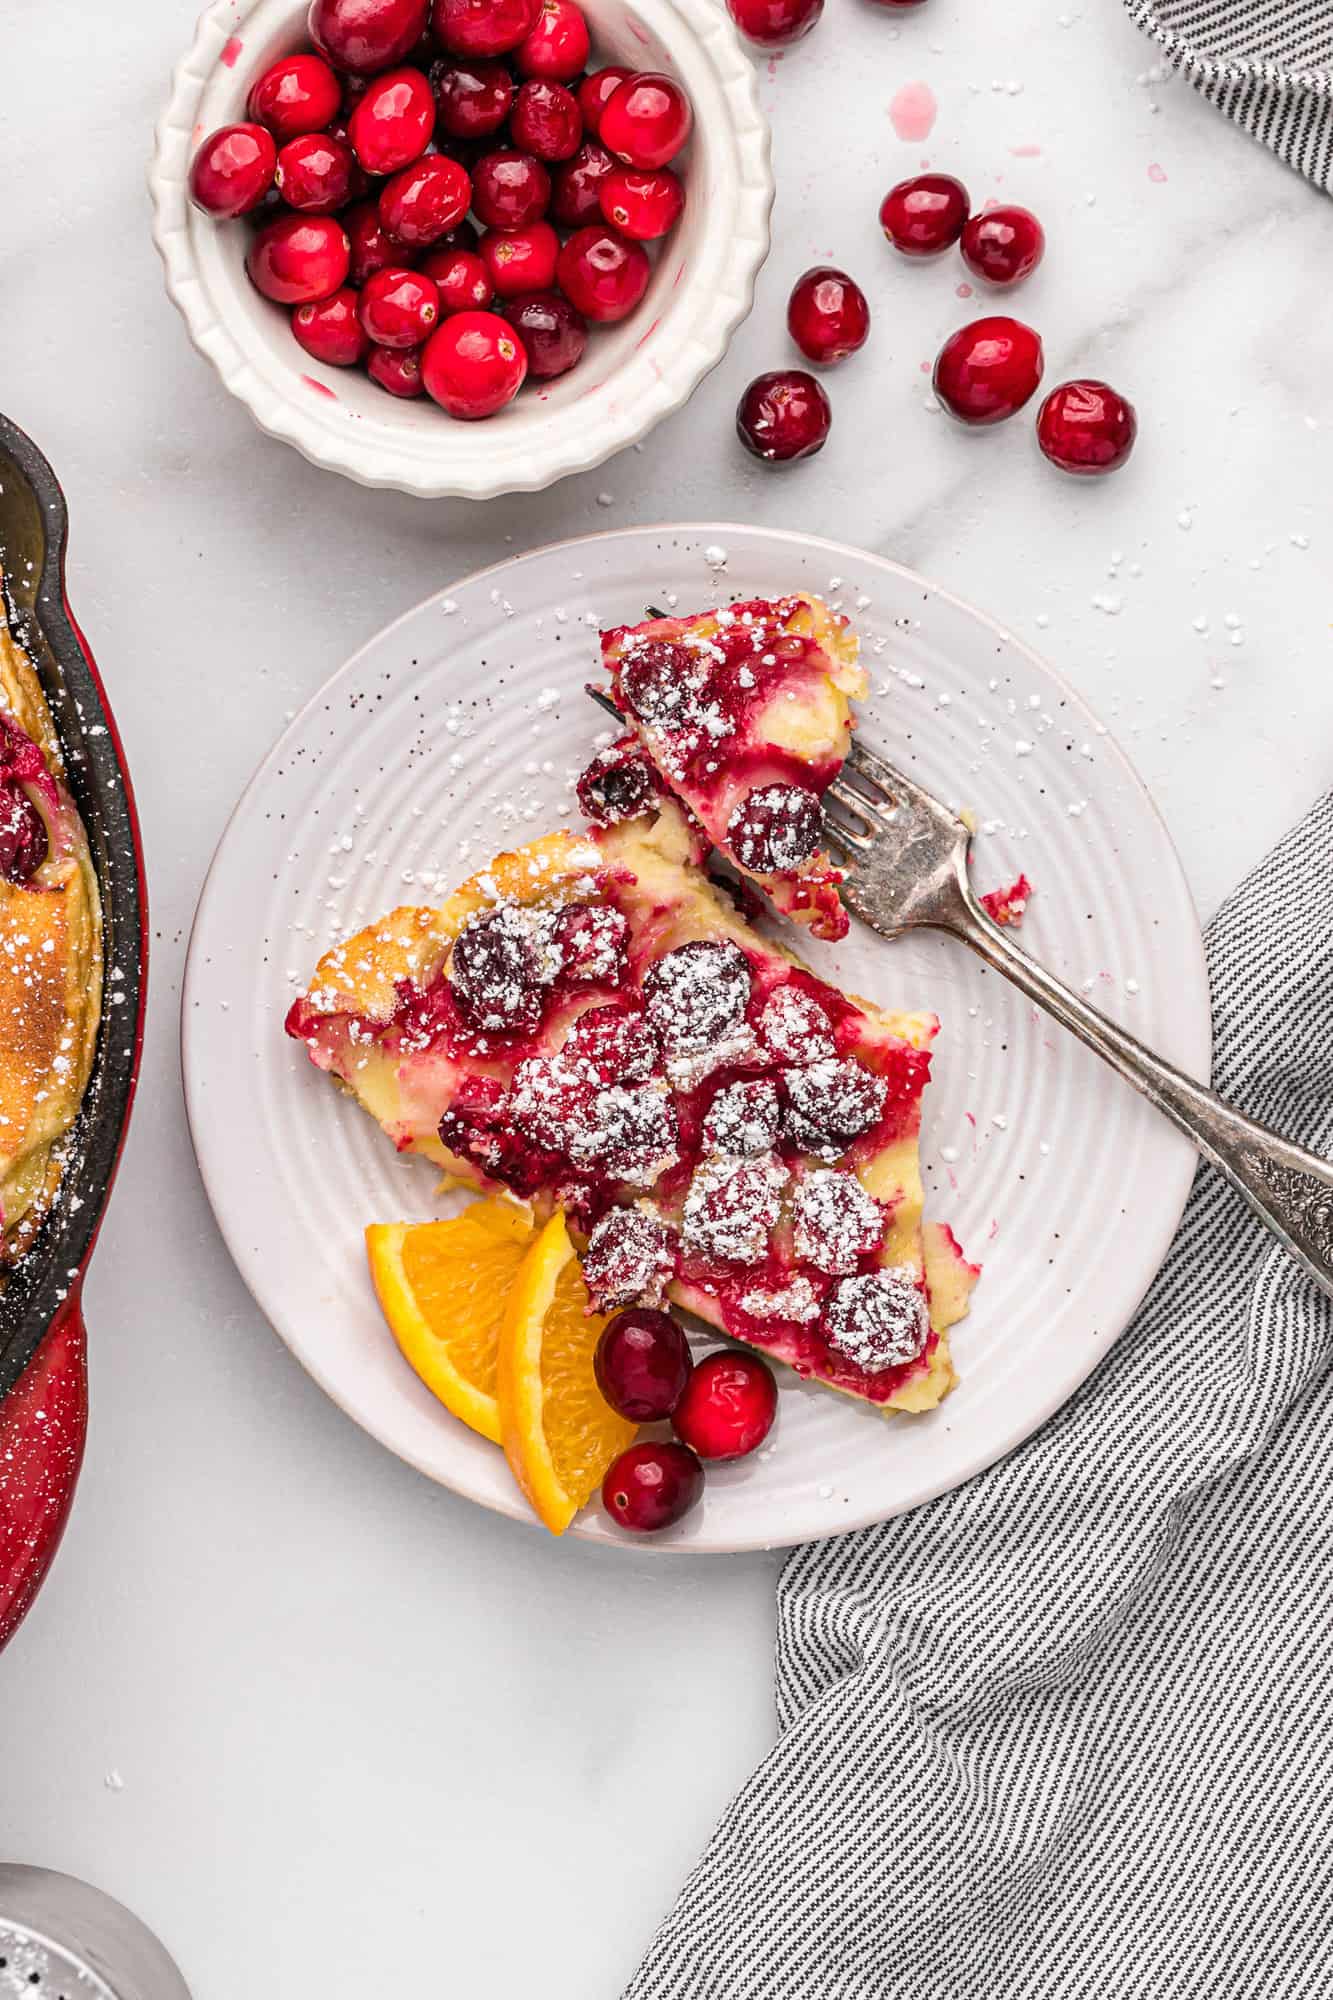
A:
150;0;772;498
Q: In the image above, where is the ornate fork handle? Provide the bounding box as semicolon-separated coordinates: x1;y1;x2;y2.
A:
951;896;1333;1300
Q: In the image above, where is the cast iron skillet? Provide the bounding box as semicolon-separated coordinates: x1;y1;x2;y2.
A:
0;413;148;1652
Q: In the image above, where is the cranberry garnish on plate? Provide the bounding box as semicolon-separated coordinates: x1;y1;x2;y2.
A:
599;165;684;240
549;140;615;226
736;369;831;463
0;781;48;885
555;225;650;322
431;58;515;136
726;782;823;872
420;243;495;309
1037;379;1138;476
248;52;343;139
481;218;561;297
501;290;587;378
189;123;278;217
275;131;356;211
933;315;1044;425
786;265;869;365
602;1440;704;1532
672;1351;777;1462
247;213;351;303
378;154;473;244
471;148;552;227
510;77;584;159
726;0;824;47
515;0;591;79
308;0;432;74
599;72;693;169
577;66;631;137
422;308;529;416
358;266;441;346
595;1308;692;1422
292;287;371;365
960;205;1045;288
879;172;969;257
432;0;542;57
367;342;427;396
348;65;436;172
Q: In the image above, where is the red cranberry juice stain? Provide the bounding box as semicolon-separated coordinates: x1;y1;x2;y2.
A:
221;35;244;66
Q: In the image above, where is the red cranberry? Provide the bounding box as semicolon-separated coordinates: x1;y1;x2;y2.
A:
602;1440;704;1532
577;66;631;136
432;0;541;57
246;214;351;303
431;58;514;137
516;0;590;78
726;0;824;46
502;290;587;378
348;66;436;172
472;148;552;227
344;199;400;283
933;315;1043;426
378;154;472;244
188;123;277;217
782;1058;887;1158
510;78;583;160
0;781;48;884
643;939;751;1051
786;265;869;365
367;343;426;395
420;243;495;309
960;205;1045;288
480;221;559;296
550;140;614;226
736;369;831;462
1036;379;1138;476
422;308;528;415
878;172;969;257
308;0;431;74
672;1351;776;1462
292;287;371;365
599;72;692;170
595;1308;692;1421
275;131;356;211
727;782;822;871
556;225;649;322
248;53;343;139
599;164;683;240
358;266;441;345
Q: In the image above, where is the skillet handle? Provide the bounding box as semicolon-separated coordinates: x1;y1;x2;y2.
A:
0;1280;88;1654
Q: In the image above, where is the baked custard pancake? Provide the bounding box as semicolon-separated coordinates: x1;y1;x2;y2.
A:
0;575;102;1269
288;802;977;1415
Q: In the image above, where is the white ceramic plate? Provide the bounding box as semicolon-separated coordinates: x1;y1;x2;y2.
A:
183;525;1210;1552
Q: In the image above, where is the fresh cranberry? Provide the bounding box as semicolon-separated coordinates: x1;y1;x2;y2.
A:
577;66;631;137
933;315;1043;426
878;172;969;257
188;123;277;217
726;0;824;46
602;1440;704;1532
672;1351;776;1461
248;53;343;139
515;0;590;78
292;287;371;365
1036;379;1138;476
786;265;869;365
599;72;692;169
736;369;831;462
550;140;614;225
358;266;441;345
501;291;587;378
367;343;426;395
246;214;351;303
556;225;649;322
344;199;400;283
422;308;528;415
348;66;436;172
599;165;683;240
595;1308;692;1422
432;0;541;57
420;243;495;309
431;58;514;137
308;0;431;74
510;78;583;160
274;131;356;212
727;782;822;871
960;205;1045;288
378;154;472;244
0;781;48;884
471;149;552;227
480;221;559;296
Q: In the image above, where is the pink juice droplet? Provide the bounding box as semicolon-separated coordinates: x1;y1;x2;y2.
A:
1010;142;1042;158
888;80;937;143
956;281;973;298
1148;161;1168;182
221;35;243;66
300;375;338;400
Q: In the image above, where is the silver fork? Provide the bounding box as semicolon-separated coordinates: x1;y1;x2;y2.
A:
823;739;1333;1301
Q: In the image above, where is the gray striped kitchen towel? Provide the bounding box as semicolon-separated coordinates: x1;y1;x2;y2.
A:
1124;0;1333;190
626;791;1333;2000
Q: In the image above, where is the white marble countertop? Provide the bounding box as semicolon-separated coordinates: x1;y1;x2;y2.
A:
4;0;1331;1992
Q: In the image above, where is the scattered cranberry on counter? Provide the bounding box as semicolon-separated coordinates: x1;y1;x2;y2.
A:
515;0;591;80
275;130;356;211
510;77;583;160
432;0;541;58
595;1308;693;1422
556;225;650;321
501;290;587;377
550;140;615;225
879;172;970;257
736;369;832;462
249;52;343;139
308;0;431;75
421;243;496;309
432;58;515;137
599;165;684;240
378;153;472;243
960;204;1045;288
367;343;426;395
421;308;528;414
480;219;560;293
726;0;824;47
348;65;435;172
577;66;631;136
786;266;869;365
602;1439;705;1533
358;265;441;345
292;287;371;365
933;315;1044;426
189;123;278;217
1036;379;1137;475
246;212;351;303
599;72;693;169
672;1351;777;1462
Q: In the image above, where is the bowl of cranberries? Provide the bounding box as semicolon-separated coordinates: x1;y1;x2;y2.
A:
151;0;772;497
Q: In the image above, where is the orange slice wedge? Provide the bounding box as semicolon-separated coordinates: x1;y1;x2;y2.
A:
497;1209;637;1535
366;1202;535;1446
